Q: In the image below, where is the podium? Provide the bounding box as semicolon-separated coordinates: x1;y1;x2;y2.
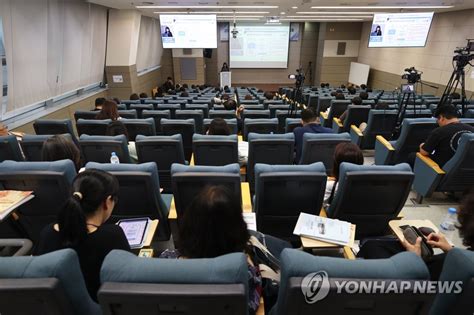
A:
220;71;231;88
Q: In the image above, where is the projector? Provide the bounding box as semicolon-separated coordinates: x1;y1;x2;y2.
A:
231;28;238;39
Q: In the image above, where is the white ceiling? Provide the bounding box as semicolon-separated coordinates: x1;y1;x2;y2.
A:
87;0;474;22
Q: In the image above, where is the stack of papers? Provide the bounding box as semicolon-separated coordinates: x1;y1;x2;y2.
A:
293;212;352;246
0;191;34;221
243;212;257;231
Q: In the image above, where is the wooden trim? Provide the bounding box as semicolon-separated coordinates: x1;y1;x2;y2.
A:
351;125;363;136
416;152;446;175
376;135;395;151
343;246;356;260
333;117;343;127
319;208;328;218
190;154;195;166
320;112;328;120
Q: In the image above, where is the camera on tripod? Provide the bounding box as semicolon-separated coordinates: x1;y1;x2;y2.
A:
453;39;473;67
401;67;422;84
288;68;305;86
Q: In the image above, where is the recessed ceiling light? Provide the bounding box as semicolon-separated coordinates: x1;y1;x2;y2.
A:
297;12;375;15
280;12;286;15
287;15;373;18
310;5;453;9
154;11;270;14
219;15;265;18
137;5;278;9
292;6;298;9
280;18;365;21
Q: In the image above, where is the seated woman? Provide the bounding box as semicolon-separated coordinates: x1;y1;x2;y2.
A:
208;118;248;165
160;186;262;314
42;134;82;171
95;99;121;121
324;142;364;207
35;170;130;300
105;121;137;162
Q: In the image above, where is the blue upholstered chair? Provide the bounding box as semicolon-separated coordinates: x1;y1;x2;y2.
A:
430;248;474;315
99;250;248;315
85;162;172;240
242;109;271;120
247;133;295;194
332;105;371;133
129;104;154;118
277;110;301;133
0;160;76;240
0;249;100;315
350;110;398;149
284;118;302;133
185;104;209;118
413;133;474;203
171;163;241;220
375;118;438;165
326;163;414;238
121;100;140;109
403;109;433;119
33;119;77;143
299;133;351;173
0;135;24;162
243;118;279;141
79;134;131;164
156;104;181;118
176;109;205;134
161;119;195;161
465;109;474;118
320;100;350;127
135;135;186;193
192;134;238;166
203;118;238;135
142;110;171;135
316;96;333;114
117;109;138;119
208;109;237;119
21;134;73;162
121;118;156;140
271;249;432;315
76;119;111;136
268;105;290;117
459;117;474;127
73;110;98;122
253;163;327;241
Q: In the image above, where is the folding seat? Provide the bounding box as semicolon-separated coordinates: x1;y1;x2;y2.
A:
268;104;290;118
121;100;140;109
129;104;154;118
350;110;398;149
175;110;204;134
21;134;73;161
320;100;351;128
79;135;131;164
299;133;351;173
117;104;127;110
403;109;433;119
85;162;172;240
0;135;24;162
203;118;238;134
243;118;279;141
332;105;371;133
33;119;77;143
185;104;209;118
135;135;186;193
73;110;98;122
0;249;100;315
277;110;301;133
142;99;164;107
192;134;238;166
240;99;259;105
208;109;236;119
167;99;187;109
99;251;248;315
326;163;414;238
122;118;156;140
161;119;195;161
284;118;302;133
117;110;138;119
375;118;438;165
253;163;327;241
156;104;181;118
76;119;111;136
142;110;171;135
273;249;432;315
241;104;264;110
316;96;333;113
242;110;270;121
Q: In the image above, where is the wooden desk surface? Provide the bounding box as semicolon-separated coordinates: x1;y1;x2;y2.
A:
143;219;159;247
168;182;252;220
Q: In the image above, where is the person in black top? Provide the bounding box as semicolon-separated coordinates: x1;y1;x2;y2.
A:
420;105;474;167
221;62;229;72
35;169;130;301
93;97;106;111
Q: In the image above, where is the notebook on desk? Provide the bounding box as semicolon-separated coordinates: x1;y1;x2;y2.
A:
0;191;34;221
117;218;158;249
294;212;352;246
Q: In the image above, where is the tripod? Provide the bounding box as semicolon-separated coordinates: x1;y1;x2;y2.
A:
288;70;306;117
394;83;419;134
438;66;468;115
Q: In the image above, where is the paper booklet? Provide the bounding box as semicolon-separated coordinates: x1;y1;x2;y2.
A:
243;212;257;231
0;191;34;221
293;212;352;246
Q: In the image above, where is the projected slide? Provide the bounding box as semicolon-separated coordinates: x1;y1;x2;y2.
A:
230;23;290;68
159;15;217;48
368;12;434;48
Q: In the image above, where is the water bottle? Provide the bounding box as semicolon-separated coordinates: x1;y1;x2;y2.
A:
110;152;120;164
440;207;457;240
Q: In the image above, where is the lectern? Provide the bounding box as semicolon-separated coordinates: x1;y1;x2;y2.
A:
220;71;231;88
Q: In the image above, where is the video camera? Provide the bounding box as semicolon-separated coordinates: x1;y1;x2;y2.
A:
288;68;305;86
453;39;473;68
401;67;422;84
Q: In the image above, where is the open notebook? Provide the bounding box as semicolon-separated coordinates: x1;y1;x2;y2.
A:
293;212;352;246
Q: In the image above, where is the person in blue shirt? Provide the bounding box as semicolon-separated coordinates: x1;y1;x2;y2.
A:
293;108;333;163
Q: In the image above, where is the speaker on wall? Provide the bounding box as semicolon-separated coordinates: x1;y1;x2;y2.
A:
337;42;346;55
204;49;213;58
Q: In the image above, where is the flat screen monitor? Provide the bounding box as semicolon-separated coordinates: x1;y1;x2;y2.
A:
159;15;217;48
368;12;434;48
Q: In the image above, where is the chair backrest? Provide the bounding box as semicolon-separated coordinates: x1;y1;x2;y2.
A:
465;109;474;118
459;118;474;127
121;100;140;109
129;104;154;118
327;163;414;238
274;249;432;315
175;110;204;134
142;110;171;134
268;105;290;118
341;105;371;132
240;99;259;105
277;110;301;133
85;162;171;240
254;163;327;240
208;109;236;120
161;119;195;161
135;135;185;193
185;104;209;117
0;160;76;238
431;248;474;315
20;134;73;162
117;110;138;119
300;133;351;172
73;110;98;122
285;118;303;133
360;110;398;149
33;119;76;143
438;133;474;191
99;250;248;315
0;249;100;315
192;134;238;166
80;135;131;164
247;133;295;192
157;104;181;118
76;119;111;136
243;118;279;141
317;96;333;113
0;135;24;162
203;118;238;135
324;100;350;127
122;118;156;140
403;109;433;119
393;118;438;164
243;109;270;120
171;163;241;220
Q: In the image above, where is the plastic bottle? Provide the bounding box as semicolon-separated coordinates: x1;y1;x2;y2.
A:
110;152;120;164
440;207;457;240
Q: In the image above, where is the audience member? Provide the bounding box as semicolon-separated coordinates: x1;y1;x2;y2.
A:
418;105;474;167
129;93;139;100
335;93;345;100
180;91;189;98
208;118;248;165
154;87;164;98
95;100;120;121
182;83;189;89
93;97;106;111
450;92;461;100
324;142;364;207
163;77;174;91
264;91;275;100
293;108;332;163
105;121;137;162
360;84;367;90
348;87;357;95
160;186;262;314
0;123;9;136
320;83;325;88
35;170;130;300
375;102;389;110
112;97;121;105
330;91;337;97
139;92;148;99
325;83;330;88
42;135;82;171
339;96;363;123
359;91;369;100
244;94;253;100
